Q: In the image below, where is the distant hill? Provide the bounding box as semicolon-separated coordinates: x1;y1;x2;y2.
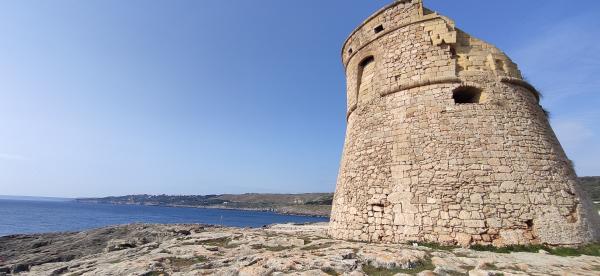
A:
77;193;333;217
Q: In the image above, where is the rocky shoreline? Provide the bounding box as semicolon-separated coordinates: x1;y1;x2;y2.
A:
1;223;599;275
76;202;331;218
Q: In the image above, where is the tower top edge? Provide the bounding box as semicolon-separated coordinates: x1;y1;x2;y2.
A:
341;0;423;53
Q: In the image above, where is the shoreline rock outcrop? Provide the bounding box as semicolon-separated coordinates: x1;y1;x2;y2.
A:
1;223;599;275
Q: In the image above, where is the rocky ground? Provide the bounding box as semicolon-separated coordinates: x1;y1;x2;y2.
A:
1;223;599;276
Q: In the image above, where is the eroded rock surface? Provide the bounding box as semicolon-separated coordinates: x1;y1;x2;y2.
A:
1;223;599;275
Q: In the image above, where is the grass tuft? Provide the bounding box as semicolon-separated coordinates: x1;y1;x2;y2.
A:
552;244;600;256
142;271;169;276
410;241;459;251
301;242;334;251
250;244;294;251
198;237;239;248
469;243;600;257
362;258;435;276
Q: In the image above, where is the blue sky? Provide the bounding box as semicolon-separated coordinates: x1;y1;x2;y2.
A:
1;1;599;197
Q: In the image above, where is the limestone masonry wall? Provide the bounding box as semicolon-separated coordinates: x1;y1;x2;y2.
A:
329;0;600;246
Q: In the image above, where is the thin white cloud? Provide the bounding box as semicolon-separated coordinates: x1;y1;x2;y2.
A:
0;153;27;161
510;12;600;176
511;13;600;107
551;114;600;176
552;119;594;146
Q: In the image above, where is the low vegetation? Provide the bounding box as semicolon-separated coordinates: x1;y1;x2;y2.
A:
410;241;459;251
470;243;600;257
198;237;238;248
250;244;295;251
411;239;600;258
301;242;334;251
362;259;435;276
141;271;169;276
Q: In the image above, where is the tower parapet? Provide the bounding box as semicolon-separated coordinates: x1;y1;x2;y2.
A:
329;0;600;246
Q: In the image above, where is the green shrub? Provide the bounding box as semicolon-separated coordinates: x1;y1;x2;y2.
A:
410;241;459;251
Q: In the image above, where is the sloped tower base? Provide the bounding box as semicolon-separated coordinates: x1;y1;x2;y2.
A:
329;0;600;246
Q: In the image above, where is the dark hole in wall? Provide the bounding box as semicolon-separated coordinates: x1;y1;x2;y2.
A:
359;56;375;67
449;46;457;58
495;59;505;72
374;25;384;34
525;219;534;229
453;86;482;104
348;48;353;54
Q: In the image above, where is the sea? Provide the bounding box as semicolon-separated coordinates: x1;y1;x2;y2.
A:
0;198;329;237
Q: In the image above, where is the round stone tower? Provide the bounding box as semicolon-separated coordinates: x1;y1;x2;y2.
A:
329;0;600;246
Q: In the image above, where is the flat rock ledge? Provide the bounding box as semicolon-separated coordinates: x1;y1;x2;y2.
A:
1;223;599;276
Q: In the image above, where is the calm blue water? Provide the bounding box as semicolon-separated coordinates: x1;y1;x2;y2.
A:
0;199;328;236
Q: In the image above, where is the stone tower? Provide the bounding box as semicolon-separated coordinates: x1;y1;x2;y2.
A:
329;0;600;246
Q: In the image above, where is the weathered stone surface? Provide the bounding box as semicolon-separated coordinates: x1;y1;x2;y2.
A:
329;0;600;246
1;223;599;275
359;247;427;269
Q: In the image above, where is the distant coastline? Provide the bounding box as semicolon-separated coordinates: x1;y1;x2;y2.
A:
76;193;333;218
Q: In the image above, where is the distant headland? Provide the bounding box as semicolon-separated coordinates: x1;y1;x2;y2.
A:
76;193;333;217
